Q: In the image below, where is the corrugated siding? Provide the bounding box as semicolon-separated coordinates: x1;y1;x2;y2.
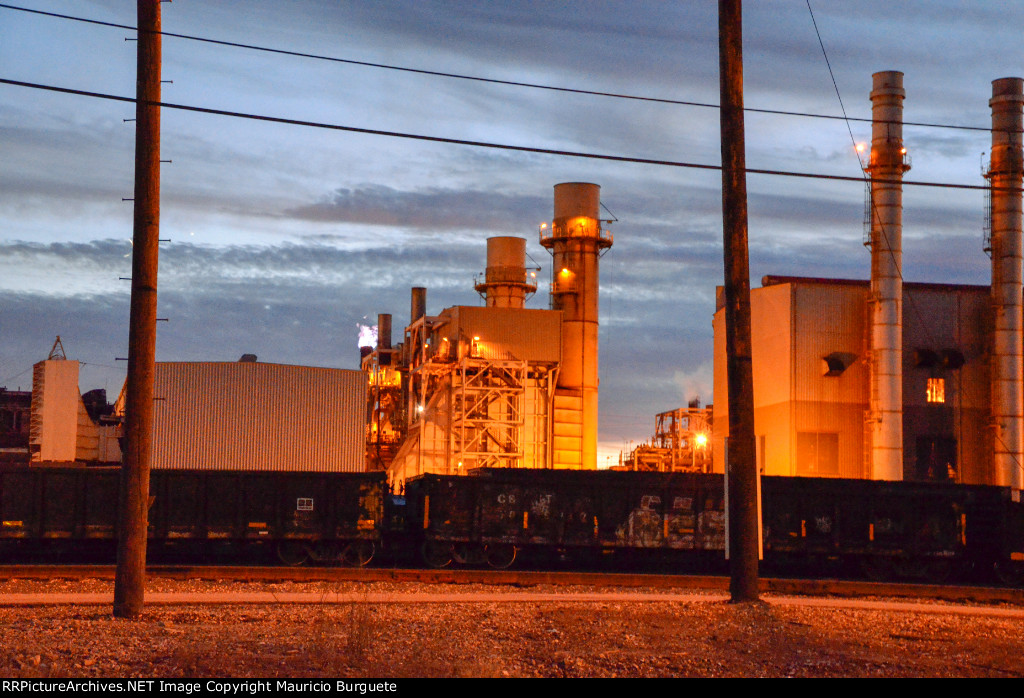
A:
447;306;562;363
151;362;367;472
793;283;868;405
751;283;793;407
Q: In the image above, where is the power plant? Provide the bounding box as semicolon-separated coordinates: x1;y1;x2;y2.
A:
362;182;614;489
712;73;1024;490
8;74;1023;496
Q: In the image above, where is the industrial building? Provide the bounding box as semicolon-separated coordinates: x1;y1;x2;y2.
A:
22;341;367;472
0;389;31;456
618;403;714;472
713;73;1024;490
28;337;121;464
363;182;614;489
147;360;366;472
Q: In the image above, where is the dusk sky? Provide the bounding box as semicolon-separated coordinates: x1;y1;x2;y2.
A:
1;1;1021;464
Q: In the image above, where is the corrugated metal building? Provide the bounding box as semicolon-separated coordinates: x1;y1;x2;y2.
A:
151;361;366;472
712;277;992;484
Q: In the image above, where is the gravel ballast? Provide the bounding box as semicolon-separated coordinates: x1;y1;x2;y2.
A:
2;577;1022;678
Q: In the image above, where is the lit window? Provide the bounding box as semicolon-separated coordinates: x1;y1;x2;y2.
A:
926;378;945;404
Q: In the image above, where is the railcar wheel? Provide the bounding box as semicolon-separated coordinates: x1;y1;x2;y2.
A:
994;560;1024;586
421;540;453;568
276;541;310;567
341;540;375;567
485;544;517;569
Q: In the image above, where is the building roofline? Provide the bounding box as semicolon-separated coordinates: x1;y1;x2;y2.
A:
760;275;989;293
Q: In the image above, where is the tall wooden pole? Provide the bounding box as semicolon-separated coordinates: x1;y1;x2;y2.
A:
718;0;760;602
114;0;161;619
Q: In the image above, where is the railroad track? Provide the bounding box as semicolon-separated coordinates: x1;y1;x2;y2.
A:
2;565;1023;605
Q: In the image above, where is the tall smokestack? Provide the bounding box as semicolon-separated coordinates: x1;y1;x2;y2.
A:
377;313;392;350
866;71;909;481
988;77;1024;489
410;287;426;324
474;237;536;308
542;182;612;470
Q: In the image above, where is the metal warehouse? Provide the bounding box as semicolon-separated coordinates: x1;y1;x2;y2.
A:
150;361;366;472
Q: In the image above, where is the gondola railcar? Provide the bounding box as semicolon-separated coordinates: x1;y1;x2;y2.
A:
0;464;386;566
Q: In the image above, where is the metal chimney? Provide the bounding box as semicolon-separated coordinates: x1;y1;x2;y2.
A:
410;287;426;324
988;77;1024;489
866;71;910;481
541;182;613;470
474;237;537;308
377;313;392;350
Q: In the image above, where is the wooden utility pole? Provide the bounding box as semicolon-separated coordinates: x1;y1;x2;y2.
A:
114;0;161;619
718;0;760;602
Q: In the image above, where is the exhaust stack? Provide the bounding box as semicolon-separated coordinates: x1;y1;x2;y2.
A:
410;287;426;324
541;182;613;469
377;313;392;350
475;237;536;308
988;77;1024;489
866;71;910;480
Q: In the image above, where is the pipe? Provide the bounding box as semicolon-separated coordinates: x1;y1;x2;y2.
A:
866;71;909;481
988;77;1024;489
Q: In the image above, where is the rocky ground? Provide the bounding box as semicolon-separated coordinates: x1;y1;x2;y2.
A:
2;577;1023;678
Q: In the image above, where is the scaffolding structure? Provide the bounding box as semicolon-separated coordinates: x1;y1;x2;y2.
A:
382;306;558;486
621;405;713;472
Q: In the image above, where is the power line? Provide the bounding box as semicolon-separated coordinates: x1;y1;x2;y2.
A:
808;0;961;355
0;2;1013;135
806;0;1021;479
2;77;1018;194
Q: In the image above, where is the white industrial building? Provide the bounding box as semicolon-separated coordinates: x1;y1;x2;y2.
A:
29;338;121;463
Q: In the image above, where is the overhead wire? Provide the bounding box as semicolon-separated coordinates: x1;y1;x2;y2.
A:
0;2;1017;135
1;78;1018;194
809;0;963;353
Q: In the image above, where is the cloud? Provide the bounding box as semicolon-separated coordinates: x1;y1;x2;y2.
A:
287;184;545;231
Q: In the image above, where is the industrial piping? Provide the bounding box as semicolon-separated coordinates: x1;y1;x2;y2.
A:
542;183;612;469
866;71;910;481
988;77;1024;489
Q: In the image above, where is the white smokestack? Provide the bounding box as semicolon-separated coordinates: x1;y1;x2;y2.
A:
988;77;1024;489
866;71;909;481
